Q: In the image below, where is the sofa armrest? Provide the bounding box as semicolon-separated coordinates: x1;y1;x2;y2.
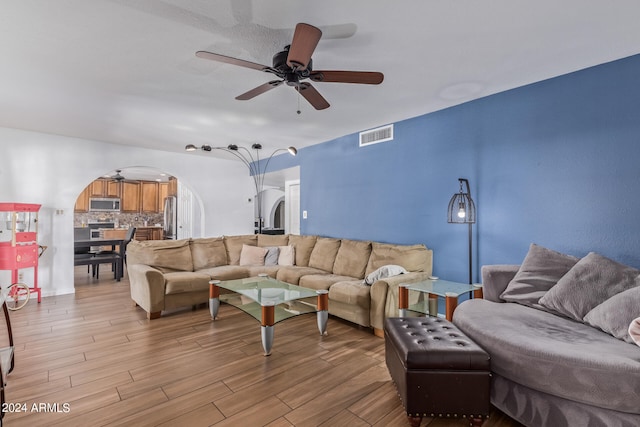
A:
481;264;520;302
128;264;166;314
370;271;432;332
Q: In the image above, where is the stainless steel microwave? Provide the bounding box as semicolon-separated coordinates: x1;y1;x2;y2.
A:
89;198;121;212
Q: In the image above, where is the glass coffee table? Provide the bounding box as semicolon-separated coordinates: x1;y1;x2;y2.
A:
209;275;328;356
398;278;483;320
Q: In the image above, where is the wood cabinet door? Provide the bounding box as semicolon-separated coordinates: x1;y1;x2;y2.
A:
90;179;107;197
141;182;159;213
106;181;121;197
74;186;91;212
158;183;169;212
168;177;178;197
121;182;141;213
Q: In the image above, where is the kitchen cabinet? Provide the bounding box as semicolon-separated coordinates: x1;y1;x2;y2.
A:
141;182;159;213
121;182;141;213
90;179;106;197
158;183;169;213
134;227;163;241
106;180;121;197
168;177;178;197
74;186;91;212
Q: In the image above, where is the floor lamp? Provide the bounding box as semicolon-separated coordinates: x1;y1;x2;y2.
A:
447;178;476;284
185;143;297;233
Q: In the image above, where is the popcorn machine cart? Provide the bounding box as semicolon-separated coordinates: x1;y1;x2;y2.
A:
0;203;42;303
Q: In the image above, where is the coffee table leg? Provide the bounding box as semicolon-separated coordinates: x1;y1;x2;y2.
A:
316;290;329;335
398;284;409;317
445;292;458;321
261;303;275;356
209;280;220;320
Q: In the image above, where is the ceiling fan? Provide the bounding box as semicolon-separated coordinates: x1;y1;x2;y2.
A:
195;23;384;111
110;170;126;182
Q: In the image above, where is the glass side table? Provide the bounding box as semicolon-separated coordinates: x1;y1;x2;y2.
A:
398;278;483;320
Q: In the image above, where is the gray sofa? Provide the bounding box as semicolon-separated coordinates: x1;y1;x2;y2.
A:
127;233;432;335
453;260;640;427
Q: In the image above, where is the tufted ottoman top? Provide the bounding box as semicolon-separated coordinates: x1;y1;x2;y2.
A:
385;317;490;370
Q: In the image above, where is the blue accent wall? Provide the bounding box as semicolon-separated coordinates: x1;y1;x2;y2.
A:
283;54;640;283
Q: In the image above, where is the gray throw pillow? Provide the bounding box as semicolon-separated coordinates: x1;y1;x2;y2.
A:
539;252;640;321
583;284;640;344
500;243;579;308
264;246;280;266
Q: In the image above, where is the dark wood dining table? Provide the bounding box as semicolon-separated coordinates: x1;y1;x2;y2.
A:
74;238;125;281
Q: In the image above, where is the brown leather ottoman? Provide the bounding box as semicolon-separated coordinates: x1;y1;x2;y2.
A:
384;317;491;427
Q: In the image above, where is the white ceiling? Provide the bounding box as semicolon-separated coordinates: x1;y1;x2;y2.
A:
2;0;640;161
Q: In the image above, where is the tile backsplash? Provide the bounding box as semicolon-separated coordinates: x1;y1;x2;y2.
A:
75;212;164;228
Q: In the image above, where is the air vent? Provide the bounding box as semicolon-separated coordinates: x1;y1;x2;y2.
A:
359;124;394;147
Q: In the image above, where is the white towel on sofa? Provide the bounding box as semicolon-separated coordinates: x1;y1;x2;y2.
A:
629;317;640;346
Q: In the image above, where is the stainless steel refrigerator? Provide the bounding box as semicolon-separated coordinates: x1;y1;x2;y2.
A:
163;196;177;239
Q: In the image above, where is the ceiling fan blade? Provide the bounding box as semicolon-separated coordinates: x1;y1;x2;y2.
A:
309;70;384;85
296;82;330;110
235;80;284;100
196;50;269;71
286;23;322;71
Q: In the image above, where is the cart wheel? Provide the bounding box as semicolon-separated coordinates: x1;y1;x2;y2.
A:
7;283;30;311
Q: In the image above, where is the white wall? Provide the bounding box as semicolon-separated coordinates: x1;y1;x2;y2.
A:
0;127;254;297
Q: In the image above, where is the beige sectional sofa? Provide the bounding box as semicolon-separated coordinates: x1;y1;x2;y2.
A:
127;234;432;335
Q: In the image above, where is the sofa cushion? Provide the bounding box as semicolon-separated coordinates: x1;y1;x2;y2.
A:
288;235;317;267
224;235;258;265
239;244;267;266
275;266;327;286
299;273;358;291
500;243;579;309
190;237;228;270
197;265;250;281
257;234;289;247
583;284;640;344
365;242;429;275
164;271;211;295
278;245;295;266
127;239;194;272
453;299;640;413
328;280;371;309
245;265;281;278
539;252;640;321
308;237;341;272
332;239;372;279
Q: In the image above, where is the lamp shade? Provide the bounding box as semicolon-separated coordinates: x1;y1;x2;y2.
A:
447;179;476;224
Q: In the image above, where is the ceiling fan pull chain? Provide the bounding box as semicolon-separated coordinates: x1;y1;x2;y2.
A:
297;84;302;115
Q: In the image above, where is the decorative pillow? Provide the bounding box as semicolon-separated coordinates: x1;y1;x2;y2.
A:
264;246;280;266
629;318;640;347
308;237;341;272
239;244;267;266
539;252;640;321
583;284;640;343
190;237;227;270
364;264;407;285
277;245;295;266
500;243;579;308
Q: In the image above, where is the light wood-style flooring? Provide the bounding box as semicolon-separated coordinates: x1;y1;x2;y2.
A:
0;268;524;427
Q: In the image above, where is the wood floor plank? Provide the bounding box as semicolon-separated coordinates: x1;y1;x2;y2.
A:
0;269;524;426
